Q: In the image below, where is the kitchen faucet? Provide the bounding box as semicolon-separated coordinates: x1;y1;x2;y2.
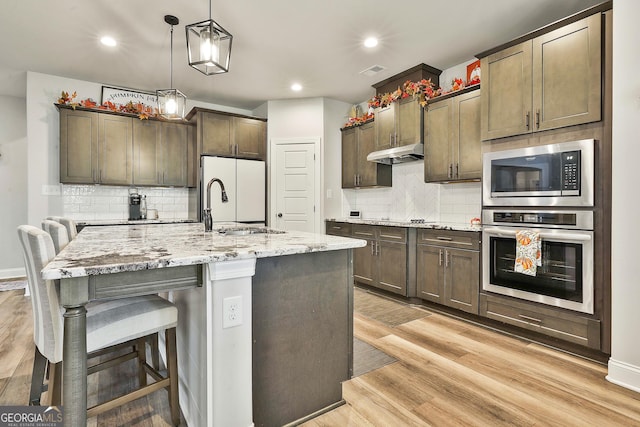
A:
203;178;229;232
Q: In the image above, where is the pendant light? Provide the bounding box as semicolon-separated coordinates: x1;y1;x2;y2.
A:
186;0;233;75
157;15;187;120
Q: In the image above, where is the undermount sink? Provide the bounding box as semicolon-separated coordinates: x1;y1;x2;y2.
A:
217;226;285;236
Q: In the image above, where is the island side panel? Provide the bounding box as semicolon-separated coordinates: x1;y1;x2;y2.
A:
252;249;353;427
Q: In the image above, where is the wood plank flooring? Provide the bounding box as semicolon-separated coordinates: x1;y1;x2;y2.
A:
2;286;640;426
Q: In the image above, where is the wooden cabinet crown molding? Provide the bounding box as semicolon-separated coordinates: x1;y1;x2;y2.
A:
55;103;196;127
185;106;267;123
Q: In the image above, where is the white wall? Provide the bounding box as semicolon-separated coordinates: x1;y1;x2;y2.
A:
607;0;640;392
323;98;352;219
0;95;27;278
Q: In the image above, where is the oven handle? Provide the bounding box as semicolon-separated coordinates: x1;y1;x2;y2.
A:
482;226;592;242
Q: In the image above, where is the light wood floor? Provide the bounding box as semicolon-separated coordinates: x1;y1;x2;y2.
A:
3;286;640;426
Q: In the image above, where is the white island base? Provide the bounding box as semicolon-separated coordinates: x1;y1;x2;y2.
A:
173;258;256;427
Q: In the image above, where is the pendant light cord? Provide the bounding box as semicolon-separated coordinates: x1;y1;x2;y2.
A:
169;23;174;89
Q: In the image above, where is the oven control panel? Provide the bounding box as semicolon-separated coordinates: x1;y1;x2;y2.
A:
562;151;580;191
483;209;594;231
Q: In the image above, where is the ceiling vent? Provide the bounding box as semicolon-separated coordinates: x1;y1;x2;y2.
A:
360;65;385;77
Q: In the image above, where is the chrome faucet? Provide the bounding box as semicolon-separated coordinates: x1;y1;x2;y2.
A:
203;178;229;232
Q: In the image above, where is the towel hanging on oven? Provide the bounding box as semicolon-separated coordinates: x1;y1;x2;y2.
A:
514;229;542;276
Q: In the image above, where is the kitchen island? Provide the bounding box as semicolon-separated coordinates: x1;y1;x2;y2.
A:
41;222;365;427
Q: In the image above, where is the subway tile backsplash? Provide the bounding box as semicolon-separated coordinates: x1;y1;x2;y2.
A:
343;161;481;224
62;185;194;221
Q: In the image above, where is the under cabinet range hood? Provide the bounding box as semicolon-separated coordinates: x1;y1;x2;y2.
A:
366;143;424;165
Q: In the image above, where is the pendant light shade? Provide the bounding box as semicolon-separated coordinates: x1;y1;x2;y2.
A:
186;1;233;75
157;15;187;120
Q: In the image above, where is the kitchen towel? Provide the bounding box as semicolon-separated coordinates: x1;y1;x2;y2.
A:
514;229;542;276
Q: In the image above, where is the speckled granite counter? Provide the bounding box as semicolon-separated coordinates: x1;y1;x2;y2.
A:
326;218;482;232
43;222;366;279
76;218;198;227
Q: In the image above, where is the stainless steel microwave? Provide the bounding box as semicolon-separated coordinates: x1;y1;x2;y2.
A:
482;139;595;207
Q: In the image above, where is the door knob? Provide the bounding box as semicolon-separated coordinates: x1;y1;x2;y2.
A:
277;213;283;218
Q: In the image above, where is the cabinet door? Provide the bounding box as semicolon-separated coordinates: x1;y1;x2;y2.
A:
377;240;407;295
453;91;482;180
374;104;396;150
357;122;385;187
132;120;161;186
341;128;357;188
532;13;601;132
425;98;452;182
160;122;188;186
396;97;422;147
234;117;266;159
444;248;479;314
98;114;132;185
59;108;98;184
416;245;445;303
353;239;376;286
201;112;233;155
481;41;533;140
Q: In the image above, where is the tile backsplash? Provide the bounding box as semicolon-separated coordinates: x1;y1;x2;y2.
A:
343;161;481;224
62;185;196;221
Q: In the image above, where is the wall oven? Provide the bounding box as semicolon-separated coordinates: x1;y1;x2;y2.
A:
482;209;594;314
483;139;595;207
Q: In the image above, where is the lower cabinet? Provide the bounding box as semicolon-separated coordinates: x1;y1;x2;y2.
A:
479;293;601;350
351;225;408;296
416;229;480;314
325;221;352;237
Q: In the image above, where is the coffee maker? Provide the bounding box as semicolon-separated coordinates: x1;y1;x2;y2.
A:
128;189;141;220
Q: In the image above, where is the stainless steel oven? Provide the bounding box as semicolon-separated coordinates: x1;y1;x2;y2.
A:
483;139;595;207
482;209;594;314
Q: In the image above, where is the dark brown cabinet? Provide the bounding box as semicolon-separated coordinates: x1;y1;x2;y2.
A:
480;293;601;350
59;106;192;187
133;120;189;187
424;89;481;182
97;114;133;185
374;97;423;150
341;122;391;189
192;109;266;160
480;13;601;140
352;224;407;296
325;221;352;237
416;229;480;314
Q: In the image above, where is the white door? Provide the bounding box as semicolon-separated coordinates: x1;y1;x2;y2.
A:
273;142;317;233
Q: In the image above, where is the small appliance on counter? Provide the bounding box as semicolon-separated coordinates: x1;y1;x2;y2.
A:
349;210;362;219
128;188;142;220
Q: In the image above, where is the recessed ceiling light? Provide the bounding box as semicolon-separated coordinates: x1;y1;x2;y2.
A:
364;37;378;48
100;36;117;47
291;83;302;92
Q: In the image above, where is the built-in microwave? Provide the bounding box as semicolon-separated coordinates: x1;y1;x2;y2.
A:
483;139;595;207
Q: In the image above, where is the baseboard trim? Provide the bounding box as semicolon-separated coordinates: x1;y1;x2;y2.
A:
0;268;25;280
607;358;640;393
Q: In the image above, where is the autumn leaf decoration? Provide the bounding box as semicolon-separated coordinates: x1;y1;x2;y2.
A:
57;90;157;120
57;91;79;109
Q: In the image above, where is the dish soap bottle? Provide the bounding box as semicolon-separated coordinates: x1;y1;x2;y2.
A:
140;195;147;219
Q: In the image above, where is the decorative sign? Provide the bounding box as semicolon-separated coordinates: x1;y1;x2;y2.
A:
101;86;157;107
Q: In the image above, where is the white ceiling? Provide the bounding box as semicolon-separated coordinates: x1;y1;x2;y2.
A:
0;0;603;110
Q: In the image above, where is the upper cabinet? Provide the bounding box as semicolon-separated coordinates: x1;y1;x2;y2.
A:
374;96;423;150
480;13;602;141
59;106;193;187
189;108;267;160
341;122;391;189
425;88;481;182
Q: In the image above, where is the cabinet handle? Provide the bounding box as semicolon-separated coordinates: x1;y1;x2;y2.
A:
438;249;443;266
394;132;397;147
525;112;530;130
455;163;459;178
371;241;375;255
376;241;380;256
536;109;540;129
448;164;452;179
436;236;453;241
99;170;102;183
354;175;357;186
445;250;449;268
519;314;542;323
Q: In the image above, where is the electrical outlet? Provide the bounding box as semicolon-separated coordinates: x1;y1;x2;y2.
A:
223;296;243;329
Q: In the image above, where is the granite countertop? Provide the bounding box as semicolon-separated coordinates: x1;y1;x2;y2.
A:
42;222;366;280
77;219;198;226
327;218;482;232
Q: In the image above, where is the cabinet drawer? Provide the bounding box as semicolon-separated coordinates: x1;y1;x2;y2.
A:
480;293;601;349
377;226;407;243
352;224;376;238
418;229;480;250
325;221;352;237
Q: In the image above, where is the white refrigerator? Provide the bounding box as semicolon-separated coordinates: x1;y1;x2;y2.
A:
200;156;266;224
